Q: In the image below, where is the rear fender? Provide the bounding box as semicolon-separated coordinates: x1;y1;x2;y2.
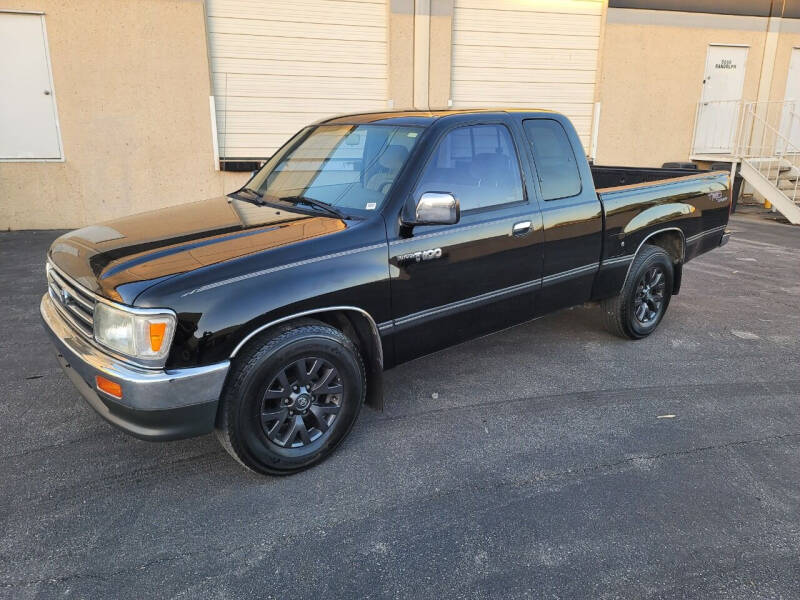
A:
592;222;687;302
622;203;696;237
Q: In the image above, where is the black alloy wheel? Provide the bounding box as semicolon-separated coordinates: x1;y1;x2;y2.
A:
216;320;365;475
261;357;343;449
633;266;666;325
602;244;674;339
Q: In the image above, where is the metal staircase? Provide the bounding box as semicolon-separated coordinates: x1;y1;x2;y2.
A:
735;101;800;225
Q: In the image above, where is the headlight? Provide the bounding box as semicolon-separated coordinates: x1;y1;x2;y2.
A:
93;302;176;362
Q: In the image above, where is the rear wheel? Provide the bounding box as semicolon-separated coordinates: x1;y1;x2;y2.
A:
216;321;365;475
602;245;674;339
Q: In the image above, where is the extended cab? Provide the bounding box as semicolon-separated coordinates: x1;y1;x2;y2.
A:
41;110;732;474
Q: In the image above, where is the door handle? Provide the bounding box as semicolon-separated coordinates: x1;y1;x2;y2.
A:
512;220;532;236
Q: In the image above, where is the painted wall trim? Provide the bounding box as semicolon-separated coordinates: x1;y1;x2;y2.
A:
778;19;800;33
607;7;771;30
591;101;601;161
608;0;799;18
209;96;220;171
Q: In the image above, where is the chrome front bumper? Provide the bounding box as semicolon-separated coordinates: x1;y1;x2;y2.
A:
40;294;230;440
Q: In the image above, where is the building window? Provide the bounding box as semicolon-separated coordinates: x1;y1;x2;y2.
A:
0;11;63;161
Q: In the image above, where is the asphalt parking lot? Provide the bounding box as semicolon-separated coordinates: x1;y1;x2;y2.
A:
1;215;799;599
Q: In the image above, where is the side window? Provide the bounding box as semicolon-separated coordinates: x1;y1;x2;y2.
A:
522;119;582;201
415;124;524;212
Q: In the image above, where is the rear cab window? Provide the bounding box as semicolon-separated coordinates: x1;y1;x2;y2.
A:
522;119;582;201
414;123;525;212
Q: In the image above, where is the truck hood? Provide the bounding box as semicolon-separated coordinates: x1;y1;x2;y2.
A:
48;196;348;303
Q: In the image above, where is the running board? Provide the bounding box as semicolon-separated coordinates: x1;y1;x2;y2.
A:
740;160;800;225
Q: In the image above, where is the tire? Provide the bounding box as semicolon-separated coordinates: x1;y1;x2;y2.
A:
216;320;365;475
602;245;674;340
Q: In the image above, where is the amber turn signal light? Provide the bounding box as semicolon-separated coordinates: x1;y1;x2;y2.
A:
96;375;122;399
149;322;167;352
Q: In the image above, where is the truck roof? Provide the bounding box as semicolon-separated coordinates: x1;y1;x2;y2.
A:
316;108;563;127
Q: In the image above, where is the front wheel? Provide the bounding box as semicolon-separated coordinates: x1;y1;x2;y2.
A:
602;245;674;339
216;321;365;475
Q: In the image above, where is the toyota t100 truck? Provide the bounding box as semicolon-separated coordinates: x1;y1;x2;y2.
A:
41;109;732;474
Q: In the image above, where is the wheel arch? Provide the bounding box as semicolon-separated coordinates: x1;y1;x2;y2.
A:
622;227;685;295
229;307;385;410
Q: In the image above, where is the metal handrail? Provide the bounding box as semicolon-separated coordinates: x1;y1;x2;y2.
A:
691;99;800;157
746;102;800;150
691;99;744;155
737;100;800;211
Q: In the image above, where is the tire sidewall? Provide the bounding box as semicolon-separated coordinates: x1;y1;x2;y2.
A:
230;332;364;474
625;249;673;338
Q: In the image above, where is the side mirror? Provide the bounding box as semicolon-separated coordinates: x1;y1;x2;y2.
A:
408;192;460;226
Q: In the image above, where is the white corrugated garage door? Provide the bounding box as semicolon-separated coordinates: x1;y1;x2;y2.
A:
450;0;602;151
206;0;388;160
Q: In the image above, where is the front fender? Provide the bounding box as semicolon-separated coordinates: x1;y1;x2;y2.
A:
134;226;392;369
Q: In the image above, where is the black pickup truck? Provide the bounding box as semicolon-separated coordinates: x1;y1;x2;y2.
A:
41;109;732;474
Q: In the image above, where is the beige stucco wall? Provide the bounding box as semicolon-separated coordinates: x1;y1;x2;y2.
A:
0;0;248;230
595;9;771;167
7;2;791;229
2;0;437;229
428;0;453;109
387;0;452;111
388;0;415;109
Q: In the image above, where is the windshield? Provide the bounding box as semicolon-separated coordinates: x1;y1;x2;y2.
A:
245;124;423;216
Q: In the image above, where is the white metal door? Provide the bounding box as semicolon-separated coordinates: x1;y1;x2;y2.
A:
778;47;800;152
0;12;62;160
449;0;602;151
206;0;388;160
694;45;748;154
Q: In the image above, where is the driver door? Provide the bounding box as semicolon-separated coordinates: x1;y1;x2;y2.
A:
386;120;544;363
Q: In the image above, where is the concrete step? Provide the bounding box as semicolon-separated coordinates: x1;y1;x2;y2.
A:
778;179;799;191
778;166;800;181
755;167;789;180
778;184;800;199
748;157;792;170
740;159;800;223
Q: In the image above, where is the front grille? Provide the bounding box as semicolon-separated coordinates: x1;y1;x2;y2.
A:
47;264;96;339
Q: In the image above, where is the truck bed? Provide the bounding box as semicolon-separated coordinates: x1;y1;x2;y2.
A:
592;164;741;208
591;164;742;215
590;165;707;192
590;164;703;190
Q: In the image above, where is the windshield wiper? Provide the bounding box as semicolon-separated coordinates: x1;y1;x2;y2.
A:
228;187;264;205
276;196;348;219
